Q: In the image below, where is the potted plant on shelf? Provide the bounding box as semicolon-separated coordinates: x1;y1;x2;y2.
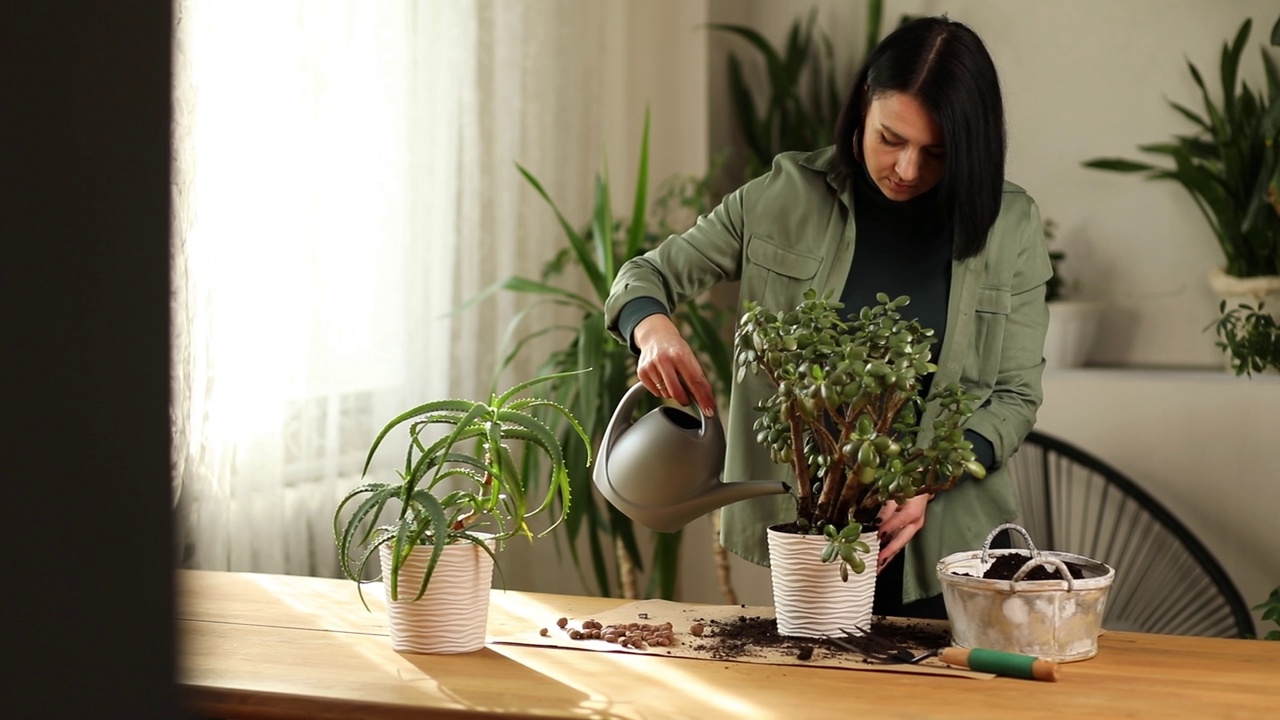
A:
1207;300;1280;376
1082;15;1280;368
733;289;984;637
1041;218;1103;368
333;370;591;654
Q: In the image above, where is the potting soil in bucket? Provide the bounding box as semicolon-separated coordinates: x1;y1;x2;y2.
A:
936;523;1115;662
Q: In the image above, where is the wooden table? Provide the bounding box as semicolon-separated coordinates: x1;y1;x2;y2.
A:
178;570;1278;719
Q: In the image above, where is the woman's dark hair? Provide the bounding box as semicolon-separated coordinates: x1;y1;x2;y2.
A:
835;16;1006;261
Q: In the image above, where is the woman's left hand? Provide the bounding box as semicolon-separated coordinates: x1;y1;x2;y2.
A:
875;495;930;572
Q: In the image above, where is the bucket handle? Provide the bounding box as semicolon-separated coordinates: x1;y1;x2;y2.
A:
1010;556;1077;592
980;522;1038;563
979;523;1075;592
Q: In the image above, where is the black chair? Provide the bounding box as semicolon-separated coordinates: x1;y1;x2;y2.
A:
1004;430;1254;638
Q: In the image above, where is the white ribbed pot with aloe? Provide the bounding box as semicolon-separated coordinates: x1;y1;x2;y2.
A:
334;370;591;656
767;526;879;637
379;538;494;654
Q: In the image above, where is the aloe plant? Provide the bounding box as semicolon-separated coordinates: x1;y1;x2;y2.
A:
333;370;591;603
1082;15;1280;279
459;109;733;600
734;290;983;580
709;1;892;179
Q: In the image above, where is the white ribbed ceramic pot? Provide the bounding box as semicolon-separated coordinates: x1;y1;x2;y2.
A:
767;525;879;638
379;539;494;654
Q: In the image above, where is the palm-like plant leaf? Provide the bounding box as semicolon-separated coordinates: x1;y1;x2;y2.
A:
709;1;886;178
1084;15;1280;279
624;109;651;260
516;164;609;298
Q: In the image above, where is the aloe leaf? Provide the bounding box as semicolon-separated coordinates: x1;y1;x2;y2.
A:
516;163;609;298
495;368;591;407
362;399;481;476
402;493;449;602
494;443;530;536
494;410;566;477
335;485;396;581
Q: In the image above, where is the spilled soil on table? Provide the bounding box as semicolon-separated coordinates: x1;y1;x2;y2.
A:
685;613;951;663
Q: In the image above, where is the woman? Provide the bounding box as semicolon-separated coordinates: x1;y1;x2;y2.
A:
603;16;1051;618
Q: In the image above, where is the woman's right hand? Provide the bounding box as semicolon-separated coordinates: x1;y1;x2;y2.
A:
633;314;717;416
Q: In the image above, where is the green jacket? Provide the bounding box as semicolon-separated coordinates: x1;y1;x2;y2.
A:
604;147;1052;603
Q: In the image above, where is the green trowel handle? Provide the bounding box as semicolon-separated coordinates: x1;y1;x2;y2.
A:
938;647;1059;681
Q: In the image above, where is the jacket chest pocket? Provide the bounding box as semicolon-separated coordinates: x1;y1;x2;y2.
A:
742;235;823;311
967;285;1011;388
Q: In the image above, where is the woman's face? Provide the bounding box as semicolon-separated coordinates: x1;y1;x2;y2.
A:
861;91;945;201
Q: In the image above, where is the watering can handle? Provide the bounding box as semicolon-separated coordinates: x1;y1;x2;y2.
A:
601;382;718;459
598;383;651;469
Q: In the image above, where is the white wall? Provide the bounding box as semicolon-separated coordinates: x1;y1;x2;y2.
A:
503;0;1279;636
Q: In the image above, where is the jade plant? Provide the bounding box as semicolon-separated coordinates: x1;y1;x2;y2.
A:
333;370;591;603
734;289;984;580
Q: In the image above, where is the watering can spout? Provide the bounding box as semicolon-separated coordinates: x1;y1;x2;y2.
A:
593;383;791;533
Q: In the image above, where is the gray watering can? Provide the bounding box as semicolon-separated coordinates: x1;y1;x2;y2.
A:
594;382;791;533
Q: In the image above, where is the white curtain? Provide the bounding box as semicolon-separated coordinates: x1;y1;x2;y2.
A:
172;0;710;578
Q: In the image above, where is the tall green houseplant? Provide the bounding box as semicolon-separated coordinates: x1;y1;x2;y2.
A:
461;111;733;600
1083;16;1280;280
709;1;893;179
1083;15;1280;374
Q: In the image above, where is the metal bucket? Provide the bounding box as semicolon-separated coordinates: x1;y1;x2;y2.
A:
937;523;1115;662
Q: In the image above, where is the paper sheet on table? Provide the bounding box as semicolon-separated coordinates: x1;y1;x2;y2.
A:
488;598;993;680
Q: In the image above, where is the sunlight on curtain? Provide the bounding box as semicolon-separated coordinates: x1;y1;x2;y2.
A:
172;0;711;581
173;0;467;575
